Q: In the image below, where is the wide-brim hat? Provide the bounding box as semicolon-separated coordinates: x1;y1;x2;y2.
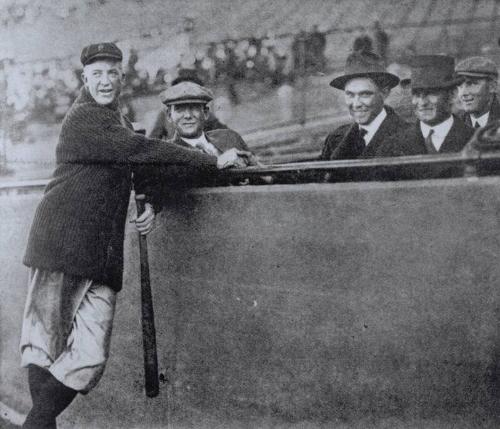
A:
409;55;463;90
160;81;213;105
330;51;400;90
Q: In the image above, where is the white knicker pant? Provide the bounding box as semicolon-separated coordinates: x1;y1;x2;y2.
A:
20;268;116;393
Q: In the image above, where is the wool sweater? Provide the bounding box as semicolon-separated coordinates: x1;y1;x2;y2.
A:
24;88;218;291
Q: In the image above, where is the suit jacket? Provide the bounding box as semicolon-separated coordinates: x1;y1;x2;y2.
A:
149;128;251;199
384;115;474;157
380;115;474;180
170;128;249;153
457;94;500;128
320;106;409;160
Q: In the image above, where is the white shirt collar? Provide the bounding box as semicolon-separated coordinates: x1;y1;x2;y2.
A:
181;133;220;156
359;108;387;145
419;116;454;152
470;111;489;128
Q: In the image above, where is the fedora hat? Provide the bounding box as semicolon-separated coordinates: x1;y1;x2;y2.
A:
409;55;462;90
329;51;399;90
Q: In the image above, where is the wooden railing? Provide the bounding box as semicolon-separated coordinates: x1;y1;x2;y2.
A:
3;122;500;193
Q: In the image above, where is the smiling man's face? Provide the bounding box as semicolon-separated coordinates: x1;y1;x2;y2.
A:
457;77;496;117
411;88;453;126
168;103;208;138
82;60;123;105
343;78;388;126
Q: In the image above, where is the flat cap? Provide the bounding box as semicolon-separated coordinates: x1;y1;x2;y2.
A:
81;42;123;66
160;81;213;105
455;56;498;78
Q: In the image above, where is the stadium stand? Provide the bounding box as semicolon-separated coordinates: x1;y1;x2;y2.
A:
0;0;500;173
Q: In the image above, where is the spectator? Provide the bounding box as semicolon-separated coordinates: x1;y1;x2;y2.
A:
455;56;500;128
320;51;406;160
386;62;414;122
373;21;389;62
308;25;327;71
149;70;228;141
292;30;309;78
353;32;374;54
152;81;255;189
384;55;473;156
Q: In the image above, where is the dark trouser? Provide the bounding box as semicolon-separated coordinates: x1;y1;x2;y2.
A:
22;364;78;429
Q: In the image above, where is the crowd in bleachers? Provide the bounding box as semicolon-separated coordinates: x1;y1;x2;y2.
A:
0;8;498;143
0;27;330;137
0;56;83;140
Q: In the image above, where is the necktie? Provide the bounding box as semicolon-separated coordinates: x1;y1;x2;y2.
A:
424;129;437;154
474;121;481;129
359;128;368;145
350;127;368;158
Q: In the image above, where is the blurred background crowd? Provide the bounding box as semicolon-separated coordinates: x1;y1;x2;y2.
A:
0;0;500;176
0;25;331;130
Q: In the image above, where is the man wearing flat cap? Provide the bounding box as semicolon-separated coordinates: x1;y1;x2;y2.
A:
456;56;500;129
148;70;228;141
319;50;408;160
151;80;256;189
19;42;251;428
385;55;473;157
161;80;248;155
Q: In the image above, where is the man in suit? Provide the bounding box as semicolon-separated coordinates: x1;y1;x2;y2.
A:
455;56;499;129
386;55;474;157
154;81;256;190
148;70;228;141
163;81;248;156
320;50;407;160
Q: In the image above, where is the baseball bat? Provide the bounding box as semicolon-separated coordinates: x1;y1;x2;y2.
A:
135;194;160;398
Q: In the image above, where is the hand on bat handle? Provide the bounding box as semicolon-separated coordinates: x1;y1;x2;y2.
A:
134;195;155;236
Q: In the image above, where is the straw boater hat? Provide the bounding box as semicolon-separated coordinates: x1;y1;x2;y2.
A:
408;55;463;90
329;51;400;90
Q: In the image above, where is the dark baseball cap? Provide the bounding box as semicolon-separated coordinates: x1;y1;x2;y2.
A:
81;42;123;66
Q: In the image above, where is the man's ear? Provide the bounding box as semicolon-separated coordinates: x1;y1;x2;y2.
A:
165;105;172;119
81;71;87;85
488;78;498;94
203;105;210;119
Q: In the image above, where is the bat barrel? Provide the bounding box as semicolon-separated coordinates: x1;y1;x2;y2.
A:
135;194;160;398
